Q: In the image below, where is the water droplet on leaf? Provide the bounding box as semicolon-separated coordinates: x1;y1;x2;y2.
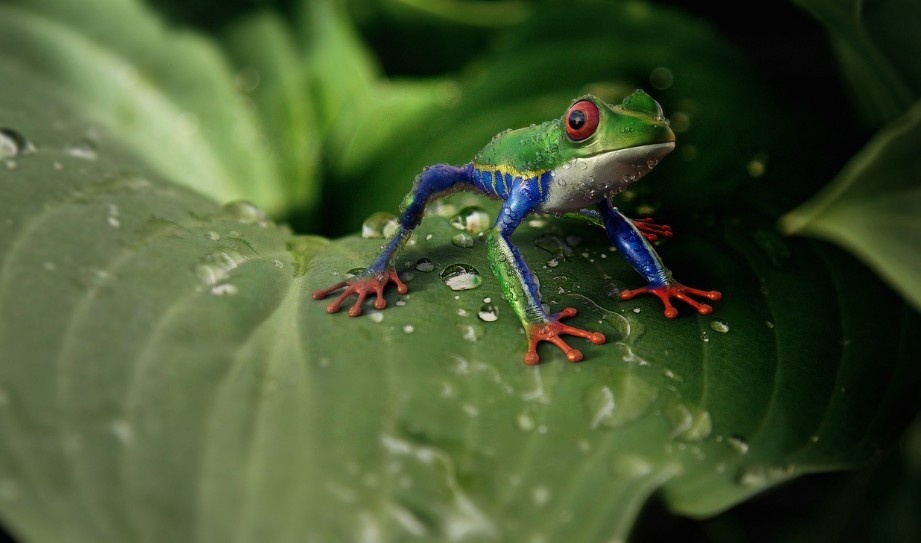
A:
65;139;97;160
450;206;491;234
440;264;481;291
477;303;499;322
415;258;434;272
726;435;749;455
665;403;712;442
460;323;484;342
362;212;399;239
222;200;270;226
0;128;34;159
451;232;474;248
709;319;730;333
194;250;246;288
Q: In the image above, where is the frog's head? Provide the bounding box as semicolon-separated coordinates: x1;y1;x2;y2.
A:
561;90;675;157
542;90;675;208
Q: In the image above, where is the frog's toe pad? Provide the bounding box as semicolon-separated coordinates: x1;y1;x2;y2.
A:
312;269;408;317
524;308;606;364
620;283;722;317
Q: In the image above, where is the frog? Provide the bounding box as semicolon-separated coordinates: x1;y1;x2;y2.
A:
313;89;721;364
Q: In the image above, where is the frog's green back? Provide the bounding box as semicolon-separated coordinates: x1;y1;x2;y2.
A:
473;120;564;176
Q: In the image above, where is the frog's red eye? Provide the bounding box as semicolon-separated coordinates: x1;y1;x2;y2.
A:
565;100;600;141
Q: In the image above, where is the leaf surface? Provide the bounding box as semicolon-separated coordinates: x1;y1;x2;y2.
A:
2;59;919;542
0;0;286;212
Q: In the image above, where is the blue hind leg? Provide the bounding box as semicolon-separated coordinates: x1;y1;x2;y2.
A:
598;200;721;318
313;163;476;316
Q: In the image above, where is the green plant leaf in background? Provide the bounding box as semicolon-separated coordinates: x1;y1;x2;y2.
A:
780;98;921;313
780;0;921;314
0;0;287;214
794;0;921;125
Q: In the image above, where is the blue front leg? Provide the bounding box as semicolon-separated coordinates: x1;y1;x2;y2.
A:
599;199;721;318
313;163;476;316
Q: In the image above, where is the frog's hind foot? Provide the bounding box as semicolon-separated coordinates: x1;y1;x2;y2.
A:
632;217;673;241
620;283;721;318
312;268;408;317
524;307;606;365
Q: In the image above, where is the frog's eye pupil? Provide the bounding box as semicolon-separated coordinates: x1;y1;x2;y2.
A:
569;110;586;130
565;100;599;141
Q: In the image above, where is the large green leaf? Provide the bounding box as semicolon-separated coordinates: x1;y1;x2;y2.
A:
2;56;919;543
0;0;286;213
780;99;921;313
780;0;921;314
794;0;921;124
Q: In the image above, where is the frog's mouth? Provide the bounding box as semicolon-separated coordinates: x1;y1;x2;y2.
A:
541;142;675;212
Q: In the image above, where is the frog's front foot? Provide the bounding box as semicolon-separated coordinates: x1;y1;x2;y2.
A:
632;217;673;241
620;282;722;318
312;268;408;317
524;307;606;365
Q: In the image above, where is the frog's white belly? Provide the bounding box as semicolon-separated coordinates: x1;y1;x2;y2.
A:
540;142;674;212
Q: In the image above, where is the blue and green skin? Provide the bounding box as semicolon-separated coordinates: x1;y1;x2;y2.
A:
314;90;721;364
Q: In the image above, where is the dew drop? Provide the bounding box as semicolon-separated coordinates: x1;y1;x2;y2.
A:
194;250;246;288
0;128;34;159
477;303;499;322
699;331;710;343
531;486;551;507
81;268;116;289
460;323;484;342
450;206;490;234
736;464;794;487
726;435;750;455
610;454;654;478
65;138;98;160
664;403;712;442
583;376;658;430
206;231;221;241
106;204;121;228
362;212;400;239
403;324;415;334
415;258;435;272
709;319;730;333
210;283;238;296
451;232;474;248
440;264;482;291
222;200;270;226
111;419;135;445
515;411;537;433
368;311;384;324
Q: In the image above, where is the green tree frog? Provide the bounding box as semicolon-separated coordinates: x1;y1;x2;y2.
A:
314;90;721;364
